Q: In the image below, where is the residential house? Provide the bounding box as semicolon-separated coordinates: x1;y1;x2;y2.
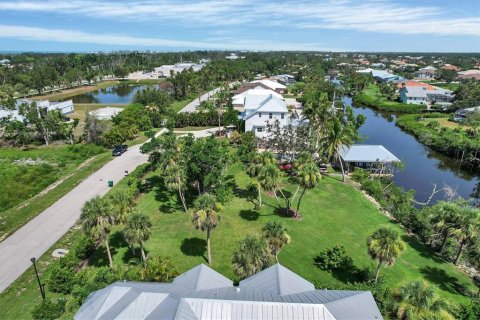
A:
399;86;429;104
357;69;403;82
370;63;386;69
441;64;461;72
242;95;289;138
252;79;287;93
74;263;383;320
233;82;273;95
338;145;400;175
154;62;205;78
0;99;74;122
0;59;11;66
232;88;283;111
414;66;437;80
399;85;453;105
272;74;295;85
226;53;240;60
454;106;480;122
458;69;480;81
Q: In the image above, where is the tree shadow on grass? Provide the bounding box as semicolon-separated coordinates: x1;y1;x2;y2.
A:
180;237;207;263
239;209;260;221
401;235;444;264
420;266;466;295
89;231;124;267
313;256;372;284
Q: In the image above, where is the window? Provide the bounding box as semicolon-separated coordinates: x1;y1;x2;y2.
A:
281;113;285;119
258;113;262;118
256;127;263;132
269;113;273;119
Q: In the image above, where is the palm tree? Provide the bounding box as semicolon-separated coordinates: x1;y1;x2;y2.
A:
367;227;406;282
295;160;321;217
326;116;353;182
232;235;274;279
428;201;460;251
123;212;152;264
80;196;115;268
247;152;276;207
262;221;291;262
450;206;479;265
141;255;179;282
109;190;134;224
164;159;188;212
258;163;282;208
396;280;453;320
191;194;222;265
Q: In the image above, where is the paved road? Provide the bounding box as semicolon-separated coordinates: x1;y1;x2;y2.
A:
174;127;224;139
0;130;166;293
179;87;221;113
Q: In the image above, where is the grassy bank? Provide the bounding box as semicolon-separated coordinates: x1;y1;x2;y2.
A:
0;147;110;240
353;84;422;113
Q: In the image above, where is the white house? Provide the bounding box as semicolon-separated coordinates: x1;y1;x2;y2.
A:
1;99;74;122
399;86;453;105
414;66;437;79
243;95;289;138
252;79;287;93
232;88;283;111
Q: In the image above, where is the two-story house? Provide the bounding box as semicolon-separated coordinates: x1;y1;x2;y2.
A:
243;95;289;138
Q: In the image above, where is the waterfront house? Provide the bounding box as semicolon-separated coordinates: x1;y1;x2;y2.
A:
338;145;400;175
399;85;453;105
242;95;289;138
75;263;382;320
399;86;429;104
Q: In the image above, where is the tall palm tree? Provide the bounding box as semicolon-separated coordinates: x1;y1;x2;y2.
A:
326;116;353;182
247;152;276;207
451;206;479;265
109;190;134;224
396;280;453;320
295;161;322;217
262;221;291;262
80;196;114;268
428;201;460;250
367;227;406;282
123;212;152;264
232;235;274;279
164;159;188;212
191;194;222;265
258;163;282;208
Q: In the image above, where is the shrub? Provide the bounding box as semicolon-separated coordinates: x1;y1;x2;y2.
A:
31;297;66;320
314;245;353;271
47;262;76;294
229;131;242;145
72;235;96;261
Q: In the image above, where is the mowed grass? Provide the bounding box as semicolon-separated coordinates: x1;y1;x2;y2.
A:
171;98;192;113
420;117;470;130
89;162;475;304
0;145;109;239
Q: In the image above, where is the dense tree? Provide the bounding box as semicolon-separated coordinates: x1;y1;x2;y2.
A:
141;256;178;282
19;102;64;146
109;190;135;225
80;196;115;268
367;227;406;282
261;221;290;262
191;194;222;265
232;235;274;279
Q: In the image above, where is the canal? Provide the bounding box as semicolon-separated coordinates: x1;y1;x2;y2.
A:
345;96;479;204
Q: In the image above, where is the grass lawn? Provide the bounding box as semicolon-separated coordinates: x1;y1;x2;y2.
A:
171;98;192;113
354;84;421;113
88;162;475;305
173;126;215;132
0;145;110;240
420;117;467;129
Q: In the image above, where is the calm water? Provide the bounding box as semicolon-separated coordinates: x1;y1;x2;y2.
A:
62;84;159;104
345;96;480;204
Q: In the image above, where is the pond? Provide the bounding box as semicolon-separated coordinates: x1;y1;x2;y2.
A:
61;84;159;104
345;96;480;204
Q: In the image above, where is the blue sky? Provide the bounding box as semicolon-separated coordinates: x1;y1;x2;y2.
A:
0;0;479;52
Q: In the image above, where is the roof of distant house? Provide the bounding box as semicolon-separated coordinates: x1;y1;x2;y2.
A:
397;80;435;90
74;263;382;320
441;64;461;71
401;86;429;99
252;79;286;90
339;145;400;163
232;88;283;101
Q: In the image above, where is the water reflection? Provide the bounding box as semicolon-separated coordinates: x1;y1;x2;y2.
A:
62;84;159;104
345;96;479;203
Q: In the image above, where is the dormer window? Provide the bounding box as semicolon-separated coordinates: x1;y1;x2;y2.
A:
259;113;262;118
269;113;273;119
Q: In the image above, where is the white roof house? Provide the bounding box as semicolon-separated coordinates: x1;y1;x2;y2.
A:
242;95;289;138
252;79;286;93
1;99;74;121
339;145;399;163
75;263;382;320
232;89;283;111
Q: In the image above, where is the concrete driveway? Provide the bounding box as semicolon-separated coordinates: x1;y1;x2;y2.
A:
0;129;166;293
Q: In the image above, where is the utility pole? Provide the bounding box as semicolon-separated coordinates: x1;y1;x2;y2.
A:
31;257;45;300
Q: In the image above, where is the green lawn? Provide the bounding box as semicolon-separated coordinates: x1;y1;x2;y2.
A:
88;162;475;305
0;146;110;240
354;84;422;113
171;99;192;113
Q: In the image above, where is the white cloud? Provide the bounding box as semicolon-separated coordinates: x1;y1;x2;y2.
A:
0;24;336;51
0;0;478;37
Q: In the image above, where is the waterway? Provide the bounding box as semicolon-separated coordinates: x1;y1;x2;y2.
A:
345;96;479;204
61;84;159;104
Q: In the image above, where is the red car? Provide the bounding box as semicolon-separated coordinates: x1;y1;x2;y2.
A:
279;163;293;171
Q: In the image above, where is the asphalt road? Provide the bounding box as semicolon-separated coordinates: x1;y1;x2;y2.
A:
179;87;221;113
0;131;167;292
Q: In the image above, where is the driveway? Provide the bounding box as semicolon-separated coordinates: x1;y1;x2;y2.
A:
0;129;166;293
179;87;221;113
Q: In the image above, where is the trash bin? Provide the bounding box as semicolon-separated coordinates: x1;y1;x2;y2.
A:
108;180;113;187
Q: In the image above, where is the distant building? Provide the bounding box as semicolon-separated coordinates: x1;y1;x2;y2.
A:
454;106;480;122
0;59;11;66
75;263;383;320
226;53;240;60
154;62;205;78
399;85;453;105
414;66;437;80
272;74;295;85
357;69;403;82
458;69;480;81
370;63;386;69
251;79;287;93
0;99;74;122
441;64;461;72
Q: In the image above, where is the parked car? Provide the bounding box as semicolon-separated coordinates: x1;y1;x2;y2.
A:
112;144;128;156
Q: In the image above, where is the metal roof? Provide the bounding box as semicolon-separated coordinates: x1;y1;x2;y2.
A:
75;264;383;320
339;145;399;163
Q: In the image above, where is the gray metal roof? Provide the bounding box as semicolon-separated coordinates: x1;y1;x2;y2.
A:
75;264;383;320
172;264;233;291
239;264;315;295
339;145;399;163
